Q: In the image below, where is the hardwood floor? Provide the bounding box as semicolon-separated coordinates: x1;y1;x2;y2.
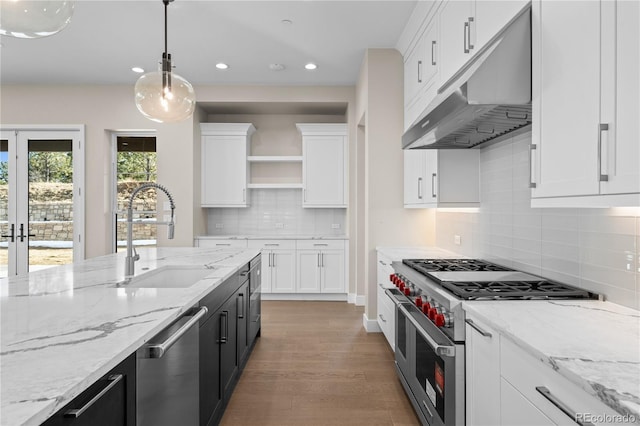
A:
220;301;420;426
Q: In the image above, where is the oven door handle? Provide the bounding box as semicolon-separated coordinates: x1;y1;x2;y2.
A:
399;304;456;358
385;288;405;306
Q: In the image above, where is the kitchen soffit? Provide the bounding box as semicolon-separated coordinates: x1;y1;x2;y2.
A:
200;101;348;115
0;1;417;86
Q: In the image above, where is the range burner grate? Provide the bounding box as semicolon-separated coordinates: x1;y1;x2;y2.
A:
440;280;594;300
403;258;511;273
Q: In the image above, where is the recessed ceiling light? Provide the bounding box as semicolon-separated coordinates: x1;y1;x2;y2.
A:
215;63;229;70
131;67;145;73
304;63;317;70
269;63;286;71
281;19;293;25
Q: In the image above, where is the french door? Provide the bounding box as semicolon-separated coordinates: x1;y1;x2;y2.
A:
0;128;84;277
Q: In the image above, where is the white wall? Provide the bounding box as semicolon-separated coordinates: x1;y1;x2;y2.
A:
1;85;356;263
355;49;436;319
436;132;640;309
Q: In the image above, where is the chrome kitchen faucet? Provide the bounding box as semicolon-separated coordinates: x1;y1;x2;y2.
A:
125;183;175;277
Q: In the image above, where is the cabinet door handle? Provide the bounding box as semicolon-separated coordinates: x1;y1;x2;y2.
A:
431;173;437;198
321;253;325;267
535;386;595;426
64;374;123;418
304;189;307;202
598;123;609;182
379;283;385;289
467;17;474;50
272;253;276;267
216;243;231;246
417;60;423;83
417;177;423;200
218;310;228;344
463;20;470;53
313;243;329;246
378;313;387;323
431;40;437;66
144;307;208;358
243;188;246;202
238;293;245;319
465;319;492;338
529;144;537;189
379;260;387;266
2;224;15;242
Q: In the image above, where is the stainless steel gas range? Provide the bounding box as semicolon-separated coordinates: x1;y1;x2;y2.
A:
386;259;598;426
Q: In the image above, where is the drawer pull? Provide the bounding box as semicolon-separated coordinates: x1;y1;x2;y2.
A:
379;260;387;266
313;243;329;246
264;243;280;246
216;243;231;246
465;319;492;338
64;374;123;418
535;386;595;426
378;313;387;323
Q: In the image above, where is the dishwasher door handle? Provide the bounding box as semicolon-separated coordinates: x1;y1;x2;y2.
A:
144;307;208;358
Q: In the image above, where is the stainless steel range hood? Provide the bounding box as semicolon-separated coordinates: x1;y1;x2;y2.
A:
402;8;531;150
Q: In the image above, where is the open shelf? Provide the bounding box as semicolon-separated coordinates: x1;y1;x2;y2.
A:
247;183;303;189
247;156;303;163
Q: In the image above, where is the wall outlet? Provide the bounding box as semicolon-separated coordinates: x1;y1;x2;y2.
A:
454;235;461;246
215;223;224;229
275;223;284;229
331;224;340;229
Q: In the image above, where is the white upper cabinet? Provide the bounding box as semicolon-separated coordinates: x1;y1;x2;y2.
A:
439;0;529;85
404;13;440;130
404;149;480;208
201;123;254;208
439;0;475;84
531;0;640;207
297;124;348;208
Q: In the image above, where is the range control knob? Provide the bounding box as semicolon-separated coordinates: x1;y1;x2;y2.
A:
415;296;423;308
434;314;445;327
399;281;405;292
404;286;412;296
422;302;431;315
428;307;438;321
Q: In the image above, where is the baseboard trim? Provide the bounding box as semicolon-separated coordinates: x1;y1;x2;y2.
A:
362;313;381;333
355;295;365;306
347;293;356;304
262;293;348;301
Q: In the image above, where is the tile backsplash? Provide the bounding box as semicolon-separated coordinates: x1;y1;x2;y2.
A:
206;189;347;237
436;131;640;309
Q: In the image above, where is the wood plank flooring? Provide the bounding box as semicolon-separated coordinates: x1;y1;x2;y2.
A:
220;301;420;426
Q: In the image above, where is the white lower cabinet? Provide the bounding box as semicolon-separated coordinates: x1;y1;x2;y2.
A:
376;252;395;350
296;240;345;294
465;315;500;426
466;314;623;426
247;240;296;294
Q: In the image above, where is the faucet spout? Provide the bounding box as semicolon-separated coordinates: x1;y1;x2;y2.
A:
125;183;176;277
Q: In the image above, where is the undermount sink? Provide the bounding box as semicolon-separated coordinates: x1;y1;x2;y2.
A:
114;265;213;289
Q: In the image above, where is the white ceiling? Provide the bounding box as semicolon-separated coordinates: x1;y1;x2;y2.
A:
0;0;417;86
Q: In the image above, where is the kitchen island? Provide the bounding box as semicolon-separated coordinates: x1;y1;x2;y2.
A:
0;247;260;426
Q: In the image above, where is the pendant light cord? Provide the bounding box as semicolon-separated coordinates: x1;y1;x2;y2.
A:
164;0;169;56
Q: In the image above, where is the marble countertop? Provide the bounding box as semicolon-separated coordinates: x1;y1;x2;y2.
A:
196;235;348;240
463;300;640;420
0;247;260;426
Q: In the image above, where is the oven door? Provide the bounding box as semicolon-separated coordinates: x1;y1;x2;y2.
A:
395;302;464;426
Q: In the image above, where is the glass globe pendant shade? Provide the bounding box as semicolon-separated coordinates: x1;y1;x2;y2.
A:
0;1;74;39
134;70;196;123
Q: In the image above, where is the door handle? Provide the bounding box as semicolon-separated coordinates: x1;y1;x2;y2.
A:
431;40;437;66
598;123;609;182
63;374;123;418
463;20;470;53
417;177;423;200
529;144;537;189
142;307;208;358
467;17;474;50
431;173;437;198
18;223;35;242
2;224;15;242
417;60;423;83
218;310;229;344
238;293;245;319
272;253;276;267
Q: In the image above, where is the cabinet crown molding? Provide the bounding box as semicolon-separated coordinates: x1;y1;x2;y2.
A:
200;123;256;136
296;123;347;136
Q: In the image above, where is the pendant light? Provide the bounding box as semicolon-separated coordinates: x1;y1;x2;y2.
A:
0;1;74;39
134;0;195;123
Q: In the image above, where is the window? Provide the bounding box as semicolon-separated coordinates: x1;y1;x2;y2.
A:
114;136;157;253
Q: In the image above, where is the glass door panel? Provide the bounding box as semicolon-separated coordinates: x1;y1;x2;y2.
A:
27;138;74;271
0;136;11;278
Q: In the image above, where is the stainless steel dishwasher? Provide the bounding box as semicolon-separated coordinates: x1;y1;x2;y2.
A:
136;306;208;426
